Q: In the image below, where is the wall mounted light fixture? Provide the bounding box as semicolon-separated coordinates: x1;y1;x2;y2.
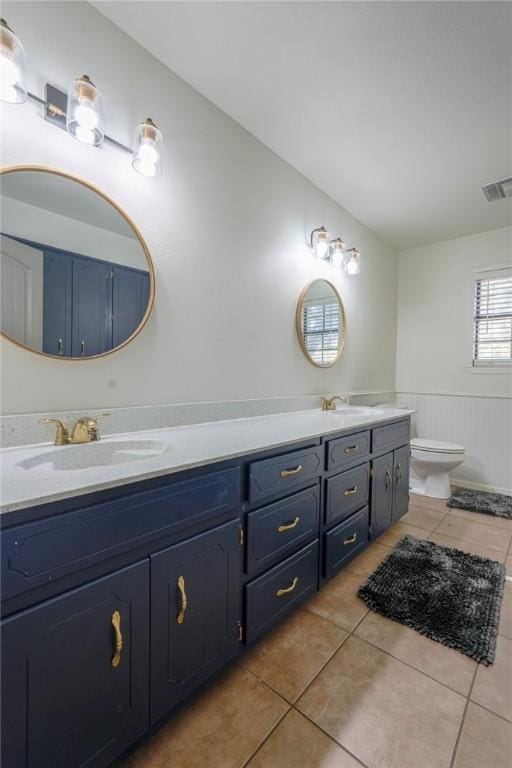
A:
0;18;26;104
308;227;361;275
0;20;164;178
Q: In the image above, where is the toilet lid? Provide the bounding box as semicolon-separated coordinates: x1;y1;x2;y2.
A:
411;438;465;454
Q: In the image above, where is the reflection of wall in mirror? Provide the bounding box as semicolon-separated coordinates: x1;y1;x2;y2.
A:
1;235;44;351
2;196;145;270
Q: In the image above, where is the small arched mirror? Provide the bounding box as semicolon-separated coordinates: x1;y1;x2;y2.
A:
0;166;155;359
296;279;346;367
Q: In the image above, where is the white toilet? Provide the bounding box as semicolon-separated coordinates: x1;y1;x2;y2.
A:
377;403;465;499
409;438;465;499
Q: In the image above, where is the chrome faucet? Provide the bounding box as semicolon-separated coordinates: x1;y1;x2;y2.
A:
40;414;110;445
320;395;350;411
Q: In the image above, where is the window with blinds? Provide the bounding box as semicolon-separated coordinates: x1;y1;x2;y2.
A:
473;270;512;364
303;300;340;365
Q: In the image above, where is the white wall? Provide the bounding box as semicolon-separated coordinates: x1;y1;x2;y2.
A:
2;197;146;270
397;227;512;492
0;1;398;415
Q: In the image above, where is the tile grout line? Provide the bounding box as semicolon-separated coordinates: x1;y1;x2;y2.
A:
291;706;370;768
448;665;479;768
239;706;291;768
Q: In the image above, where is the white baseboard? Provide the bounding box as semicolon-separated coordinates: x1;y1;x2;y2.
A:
451;477;512;497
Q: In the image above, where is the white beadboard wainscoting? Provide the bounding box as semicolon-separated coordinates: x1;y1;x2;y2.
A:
397;392;512;494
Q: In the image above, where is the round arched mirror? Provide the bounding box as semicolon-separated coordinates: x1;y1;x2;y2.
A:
296;279;346;367
0;166;155;359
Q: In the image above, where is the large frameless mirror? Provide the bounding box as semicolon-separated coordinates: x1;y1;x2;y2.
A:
0;166;155;359
296;279;346;367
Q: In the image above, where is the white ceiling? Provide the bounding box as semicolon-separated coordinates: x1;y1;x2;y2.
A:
95;1;512;249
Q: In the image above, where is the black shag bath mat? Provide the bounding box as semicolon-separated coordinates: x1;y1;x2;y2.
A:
448;487;512;520
357;535;505;664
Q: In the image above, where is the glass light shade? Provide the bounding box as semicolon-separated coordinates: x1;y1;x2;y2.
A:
345;248;361;276
132;118;163;177
311;227;329;260
66;75;104;146
330;238;346;268
0;19;27;104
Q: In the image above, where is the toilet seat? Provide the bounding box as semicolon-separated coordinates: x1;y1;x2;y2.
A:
411;438;464;455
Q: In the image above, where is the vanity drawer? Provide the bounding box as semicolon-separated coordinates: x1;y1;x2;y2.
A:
245;541;318;644
246;486;320;577
248;445;322;503
326;431;370;472
1;467;241;601
372;420;410;454
324;507;369;578
325;463;370;526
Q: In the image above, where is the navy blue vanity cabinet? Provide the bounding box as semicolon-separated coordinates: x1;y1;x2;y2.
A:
150;520;240;724
1;560;149;768
392;444;410;522
370;453;394;537
325;462;370;526
248;445;323;503
112;265;150;348
43;250;72;356
324;507;369;578
72;256;111;357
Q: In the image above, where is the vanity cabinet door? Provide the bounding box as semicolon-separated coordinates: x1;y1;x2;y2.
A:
1;560;149;768
71;255;111;357
43;250;72;356
112;265;150;348
150;520;240;725
392;444;410;522
371;453;393;538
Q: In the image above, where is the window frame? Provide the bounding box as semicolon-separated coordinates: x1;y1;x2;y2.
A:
472;265;512;368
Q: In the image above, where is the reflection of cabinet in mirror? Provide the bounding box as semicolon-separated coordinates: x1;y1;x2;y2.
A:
2;235;149;357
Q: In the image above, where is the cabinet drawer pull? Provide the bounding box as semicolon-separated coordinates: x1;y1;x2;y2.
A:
280;465;303;478
344;445;358;454
111;610;123;668
177;575;188;624
276;576;299;597
344;486;358;496
57;337;63;355
396;464;403;483
277;516;300;533
81;340;85;357
343;533;358;546
385;467;392;491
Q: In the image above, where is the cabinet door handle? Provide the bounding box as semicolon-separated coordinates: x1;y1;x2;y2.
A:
344;445;358;454
385;467;392;491
277;516;300;533
276;576;299;597
344;532;358;545
111;610;123;668
280;465;303;478
396;464;403;483
81;340;85;357
344;486;358;496
177;575;187;624
57;338;63;355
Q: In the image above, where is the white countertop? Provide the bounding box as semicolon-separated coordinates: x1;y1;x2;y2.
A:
0;407;413;515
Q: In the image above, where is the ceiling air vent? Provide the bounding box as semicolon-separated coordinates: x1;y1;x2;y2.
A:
482;176;512;202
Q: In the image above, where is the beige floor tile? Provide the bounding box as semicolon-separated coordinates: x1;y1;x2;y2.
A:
132;666;289;768
247;709;361;768
306;569;369;631
346;542;393;577
355;611;476;696
409;493;449;512
506;555;512;576
375;521;430;547
435;516;511;554
446;506;512;532
453;703;512;768
471;635;512;723
400;504;447;531
240;609;347;703
499;583;512;640
428;532;506;564
297;635;466;768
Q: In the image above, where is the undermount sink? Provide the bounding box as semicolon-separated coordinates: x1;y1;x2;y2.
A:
327;406;387;417
17;439;173;472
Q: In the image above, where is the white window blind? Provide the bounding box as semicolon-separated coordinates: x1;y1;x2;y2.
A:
303;300;340;365
473;271;512;364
